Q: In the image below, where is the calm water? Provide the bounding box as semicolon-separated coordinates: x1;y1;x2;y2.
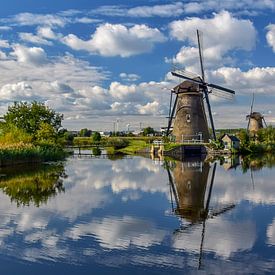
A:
0;154;275;274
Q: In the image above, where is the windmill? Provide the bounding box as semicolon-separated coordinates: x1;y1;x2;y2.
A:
167;30;235;142
246;93;267;135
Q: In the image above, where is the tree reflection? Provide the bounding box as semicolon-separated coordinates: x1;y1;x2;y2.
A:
241;154;275;173
0;164;66;207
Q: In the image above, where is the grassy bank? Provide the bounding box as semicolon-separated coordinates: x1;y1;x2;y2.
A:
0;142;67;166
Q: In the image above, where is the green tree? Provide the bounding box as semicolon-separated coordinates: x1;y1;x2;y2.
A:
92;131;101;142
79;128;92;137
4;101;63;136
238;129;250;147
142;127;155;136
35;122;57;144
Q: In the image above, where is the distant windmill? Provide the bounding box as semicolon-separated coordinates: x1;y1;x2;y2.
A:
246;93;267;134
167;30;236;142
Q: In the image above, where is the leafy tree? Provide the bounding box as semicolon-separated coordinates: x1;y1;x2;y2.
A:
79;128;92;137
4;101;63;136
142;127;155;136
92;131;101;142
35;122;57;144
238;129;250;147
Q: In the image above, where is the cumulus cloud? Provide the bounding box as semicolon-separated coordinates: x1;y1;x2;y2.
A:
62;23;166;57
210;66;275;94
0;82;33;101
11;44;48;65
37;26;60;40
137;101;160;115
169;11;256;70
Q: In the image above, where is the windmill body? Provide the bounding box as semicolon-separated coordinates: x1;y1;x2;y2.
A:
172;81;210;143
246;94;267;135
247;112;264;133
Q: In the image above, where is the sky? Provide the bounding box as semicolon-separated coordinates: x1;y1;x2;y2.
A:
0;0;275;131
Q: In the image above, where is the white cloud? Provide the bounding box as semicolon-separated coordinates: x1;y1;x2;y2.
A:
62;23;166;57
37;27;59;40
137;101;160;115
11;44;48;65
266;24;275;52
19;32;52;45
74;17;100;24
119;73;140;82
127;2;185;17
0;82;33;101
92;1;275;18
3;12;68;27
169;11;256;70
210;66;275;94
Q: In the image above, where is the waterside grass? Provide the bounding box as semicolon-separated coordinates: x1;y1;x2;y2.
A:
0;142;67;166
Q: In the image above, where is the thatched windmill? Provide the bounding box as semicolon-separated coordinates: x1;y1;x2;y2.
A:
167;30;235;142
246;93;267;135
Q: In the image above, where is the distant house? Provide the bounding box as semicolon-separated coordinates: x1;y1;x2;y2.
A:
221;134;240;150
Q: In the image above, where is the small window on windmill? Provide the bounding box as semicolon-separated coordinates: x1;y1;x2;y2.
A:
186;114;191;123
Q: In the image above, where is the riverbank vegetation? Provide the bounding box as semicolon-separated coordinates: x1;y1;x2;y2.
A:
237;126;275;154
0;101;68;166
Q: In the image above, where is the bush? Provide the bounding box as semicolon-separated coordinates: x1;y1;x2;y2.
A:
106;138;129;149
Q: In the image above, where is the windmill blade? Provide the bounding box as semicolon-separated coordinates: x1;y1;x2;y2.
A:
250;93;255;114
168;90;173;119
207;83;235;94
210;88;234;100
263;116;268;127
171;71;204;86
203;86;217;140
171;66;200;79
197;29;205;82
247;93;255;132
166;94;178;136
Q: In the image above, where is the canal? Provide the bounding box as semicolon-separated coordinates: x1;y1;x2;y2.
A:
0;154;274;274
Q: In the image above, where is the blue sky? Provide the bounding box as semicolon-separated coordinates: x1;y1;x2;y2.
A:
0;0;275;131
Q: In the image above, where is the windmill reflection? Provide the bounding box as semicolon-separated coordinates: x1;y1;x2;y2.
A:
165;158;235;269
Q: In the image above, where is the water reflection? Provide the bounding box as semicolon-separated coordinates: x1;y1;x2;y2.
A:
0;164;65;207
0;156;274;274
165;158;238;268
